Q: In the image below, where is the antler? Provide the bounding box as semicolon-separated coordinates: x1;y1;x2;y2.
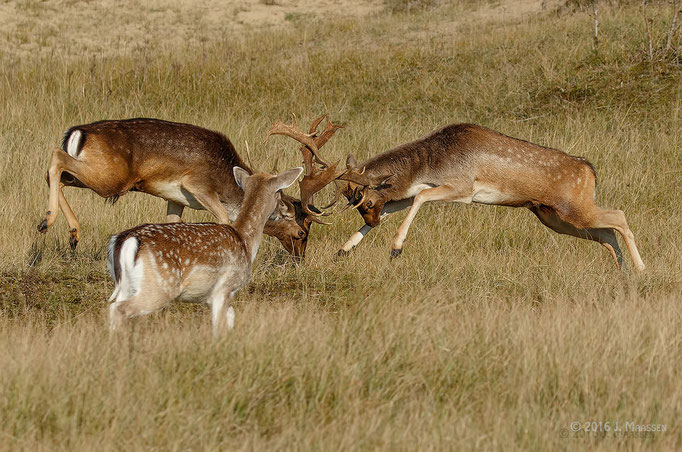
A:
324;165;375;212
264;114;333;171
264;114;347;220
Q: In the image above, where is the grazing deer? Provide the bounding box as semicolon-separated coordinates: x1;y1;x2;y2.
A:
107;166;303;333
333;123;645;271
37;117;343;257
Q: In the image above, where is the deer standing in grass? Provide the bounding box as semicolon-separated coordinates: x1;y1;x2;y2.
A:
37;117;343;257
107;166;303;333
333;123;645;271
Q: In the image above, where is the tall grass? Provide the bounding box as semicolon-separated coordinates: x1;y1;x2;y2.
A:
0;1;680;449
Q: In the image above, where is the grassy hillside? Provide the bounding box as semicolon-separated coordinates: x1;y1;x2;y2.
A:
0;1;680;449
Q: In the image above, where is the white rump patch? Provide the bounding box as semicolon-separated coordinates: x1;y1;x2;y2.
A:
66;130;83;158
108;237;143;302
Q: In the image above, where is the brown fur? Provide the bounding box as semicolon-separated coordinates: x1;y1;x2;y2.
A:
39;118;312;256
108;168;303;333
340;123;644;271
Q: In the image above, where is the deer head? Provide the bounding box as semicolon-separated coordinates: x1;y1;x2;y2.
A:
336;154;394;227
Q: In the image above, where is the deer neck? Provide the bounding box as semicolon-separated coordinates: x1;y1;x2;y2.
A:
220;165;258;223
232;191;273;264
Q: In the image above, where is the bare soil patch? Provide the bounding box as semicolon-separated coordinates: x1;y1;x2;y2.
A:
0;0;561;59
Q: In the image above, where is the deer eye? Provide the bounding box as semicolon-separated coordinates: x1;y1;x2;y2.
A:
366;200;373;208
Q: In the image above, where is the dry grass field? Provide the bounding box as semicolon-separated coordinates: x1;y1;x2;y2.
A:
1;0;681;449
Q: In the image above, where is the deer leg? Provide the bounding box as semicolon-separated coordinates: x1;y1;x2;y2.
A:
109;251;174;331
181;183;230;224
38;149;69;233
391;185;471;257
209;284;234;336
338;224;373;255
337;198;414;256
109;282;170;331
109;295;166;331
584;208;645;271
39;148;90;238
166;201;185;223
531;206;625;269
58;184;81;249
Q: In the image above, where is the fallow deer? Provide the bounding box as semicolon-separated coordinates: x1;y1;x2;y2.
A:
37;117;343;257
333;123;645;271
107;166;303;334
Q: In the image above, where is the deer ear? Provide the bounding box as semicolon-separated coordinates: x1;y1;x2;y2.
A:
233;167;250;189
346;154;357;168
274;167;303;191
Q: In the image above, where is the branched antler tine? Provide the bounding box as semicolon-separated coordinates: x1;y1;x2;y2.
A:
339;201;354;213
299;161;341;217
321;185;343;210
309;114;327;134
310;216;332;225
263;119;318;151
301;147;315;176
263;117;330;170
313;121;345;151
336;167;373;187
339;188;365;213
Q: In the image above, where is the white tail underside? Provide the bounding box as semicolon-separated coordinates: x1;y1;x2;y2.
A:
66;130;83;158
108;237;143;302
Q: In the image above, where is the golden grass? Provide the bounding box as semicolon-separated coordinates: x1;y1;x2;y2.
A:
0;1;681;449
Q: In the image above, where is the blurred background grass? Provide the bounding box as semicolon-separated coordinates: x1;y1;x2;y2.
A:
0;0;681;449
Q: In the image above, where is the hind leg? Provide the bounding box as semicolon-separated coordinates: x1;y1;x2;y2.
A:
39;149;86;235
38;149;68;233
58;185;81;249
109;267;171;331
531;206;626;269
109;291;170;331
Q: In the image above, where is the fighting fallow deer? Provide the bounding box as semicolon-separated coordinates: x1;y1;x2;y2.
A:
107;166;303;334
37;117;343;257
334;123;645;271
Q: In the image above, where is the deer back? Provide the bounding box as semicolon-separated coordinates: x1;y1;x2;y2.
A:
352;123;596;205
62;118;248;202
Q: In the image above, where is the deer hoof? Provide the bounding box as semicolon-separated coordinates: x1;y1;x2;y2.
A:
37;219;48;233
390;249;402;259
337;249;350;257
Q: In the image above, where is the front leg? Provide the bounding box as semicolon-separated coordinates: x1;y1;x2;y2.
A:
166;201;185;223
337;198;414;256
181;181;230;224
391;185;471;257
338;223;373;256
